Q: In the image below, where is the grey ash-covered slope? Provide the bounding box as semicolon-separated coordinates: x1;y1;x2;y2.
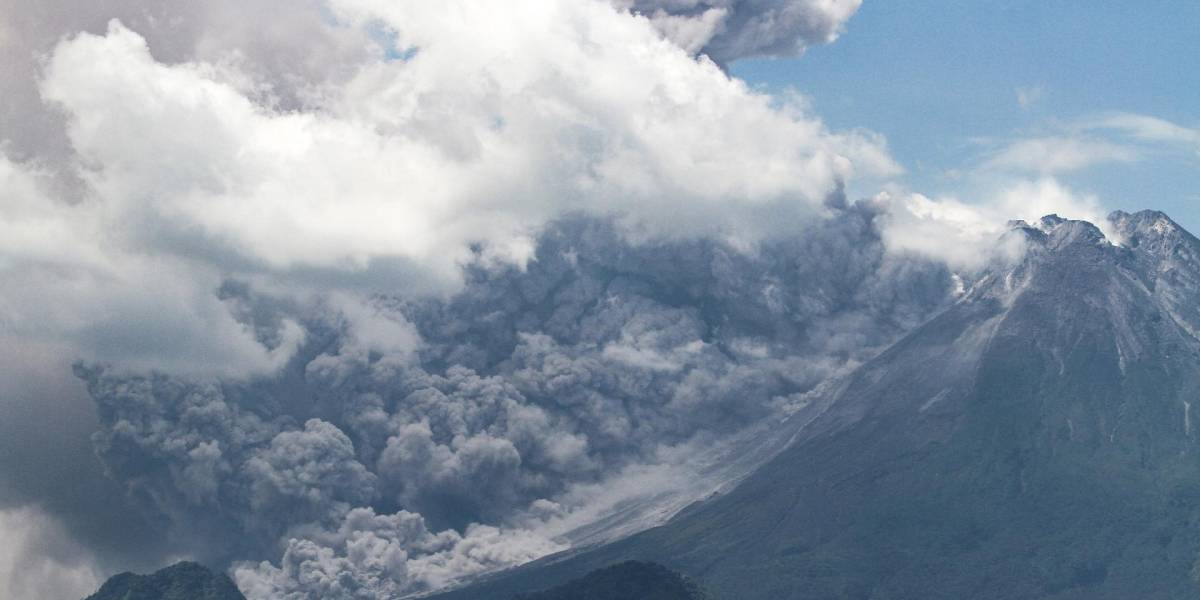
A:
438;210;1200;600
83;561;245;600
514;561;712;600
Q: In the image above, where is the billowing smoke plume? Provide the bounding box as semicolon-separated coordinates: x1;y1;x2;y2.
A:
75;210;953;597
0;0;971;597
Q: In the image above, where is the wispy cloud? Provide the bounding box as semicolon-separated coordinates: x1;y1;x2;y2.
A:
1084;112;1200;150
977;112;1199;177
982;136;1138;174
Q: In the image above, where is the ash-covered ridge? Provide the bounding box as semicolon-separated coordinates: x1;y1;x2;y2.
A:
1110;210;1200;341
437;209;1200;600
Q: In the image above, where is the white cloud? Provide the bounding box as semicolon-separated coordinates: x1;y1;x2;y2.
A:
39;10;894;280
981;136;1138;175
879;178;1115;270
0;0;379;203
975;111;1200;180
980;112;1200;180
1086;112;1200;151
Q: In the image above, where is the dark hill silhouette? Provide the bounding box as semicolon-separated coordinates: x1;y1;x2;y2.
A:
83;561;245;600
515;561;712;600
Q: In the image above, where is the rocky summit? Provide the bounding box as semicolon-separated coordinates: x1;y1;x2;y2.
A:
436;210;1200;600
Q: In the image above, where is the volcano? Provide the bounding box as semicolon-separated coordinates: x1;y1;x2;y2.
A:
436;210;1200;599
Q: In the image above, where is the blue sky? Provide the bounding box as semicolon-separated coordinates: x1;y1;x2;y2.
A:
733;1;1200;231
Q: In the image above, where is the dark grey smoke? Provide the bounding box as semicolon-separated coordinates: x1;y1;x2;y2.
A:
626;0;862;62
74;205;955;596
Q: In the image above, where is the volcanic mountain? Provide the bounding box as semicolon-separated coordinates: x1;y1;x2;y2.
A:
436;210;1200;599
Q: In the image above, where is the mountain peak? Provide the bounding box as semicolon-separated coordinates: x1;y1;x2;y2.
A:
1005;214;1109;250
1110;209;1197;253
1110;208;1176;231
1040;216;1108;249
1038;213;1068;229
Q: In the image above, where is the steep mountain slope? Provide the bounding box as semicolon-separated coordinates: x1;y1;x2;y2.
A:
514;561;712;600
437;211;1200;599
83;562;245;600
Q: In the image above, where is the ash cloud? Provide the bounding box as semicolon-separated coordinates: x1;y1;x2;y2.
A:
75;211;954;597
0;1;948;597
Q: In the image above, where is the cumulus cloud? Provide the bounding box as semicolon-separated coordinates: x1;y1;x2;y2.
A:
34;8;895;282
0;0;377;202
